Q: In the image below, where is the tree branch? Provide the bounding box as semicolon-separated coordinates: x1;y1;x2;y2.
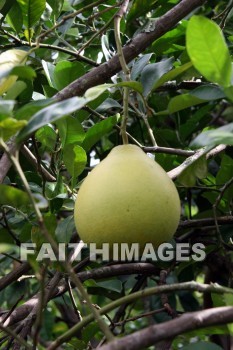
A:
0;0;207;184
98;306;233;350
178;216;233;230
55;0;207;100
167;144;227;179
0;263;158;326
47;281;233;349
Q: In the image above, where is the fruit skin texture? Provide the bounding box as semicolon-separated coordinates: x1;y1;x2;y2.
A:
74;144;180;253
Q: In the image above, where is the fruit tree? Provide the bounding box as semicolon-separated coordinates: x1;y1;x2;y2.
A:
0;0;233;349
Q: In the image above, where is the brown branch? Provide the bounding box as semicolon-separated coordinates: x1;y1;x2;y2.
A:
21;145;56;182
143;146;195;157
0;262;31;292
0;138;18;183
167;144;227;179
0;0;208;183
0;263;158;327
178;216;233;230
55;0;207;100
98;306;233;350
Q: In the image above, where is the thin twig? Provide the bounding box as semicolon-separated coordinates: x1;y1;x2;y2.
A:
114;0;130;145
47;281;233;350
213;177;233;243
113;307;165;326
77;14;116;55
0;138;114;343
37;0;108;44
167;145;227;179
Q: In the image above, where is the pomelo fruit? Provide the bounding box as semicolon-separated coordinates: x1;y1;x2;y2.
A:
74;144;180;255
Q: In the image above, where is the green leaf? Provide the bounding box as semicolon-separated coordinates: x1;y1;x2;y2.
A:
178;156;208;187
63;145;87;187
42;60;56;88
16;96;87;143
191;123;233;149
141;58;174;96
190;85;225;101
55;216;75;244
116;81;143;94
0;0;15;17
36;125;57;151
56;116;85;147
15;98;53;120
4;81;27;100
0;244;17;254
127;0;158;22
47;0;64;19
0;118;27;140
6;1;23;32
152;21;187;56
158;94;205;115
0;184;30;207
10;65;36;80
16;83;136;143
53;61;85;90
0;100;15;120
131;54;153;80
181;342;223;350
152;61;193;90
0;49;28;95
186;16;232;87
16;0;46;28
82;115;120;151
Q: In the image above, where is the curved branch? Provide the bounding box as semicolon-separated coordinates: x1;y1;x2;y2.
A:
55;0;206;100
0;263;158;326
0;0;207;184
98;306;233;350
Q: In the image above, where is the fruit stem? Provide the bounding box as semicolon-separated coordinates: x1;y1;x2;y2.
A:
114;0;130;145
121;87;129;144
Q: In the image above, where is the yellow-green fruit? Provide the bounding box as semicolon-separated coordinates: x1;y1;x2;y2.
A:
74;144;180;253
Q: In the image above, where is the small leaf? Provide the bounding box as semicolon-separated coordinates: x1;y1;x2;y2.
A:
191;123;233;149
0;100;15;120
63;145;87;185
0;49;28;95
16;0;46;28
128;0;158;22
53;61;85;90
152;61;193;90
15;98;53;120
131;54;153;80
0;118;27;140
158;94;205;115
56;116;85;147
42;60;56;88
190;85;225;101
24;27;34;42
16;96;87;143
187;16;232;87
36;125;57;151
6;1;23;32
141;57;174;96
84;84;112;101
181;342;223;350
116;81;143;94
55;216;75;244
82;115;120;151
4;80;27;100
178;156;208;187
0;184;30;207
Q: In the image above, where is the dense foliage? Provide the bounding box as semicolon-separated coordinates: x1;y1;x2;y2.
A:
0;0;233;349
